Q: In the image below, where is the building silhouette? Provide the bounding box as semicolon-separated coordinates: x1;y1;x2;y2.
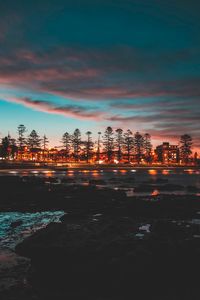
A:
156;142;179;164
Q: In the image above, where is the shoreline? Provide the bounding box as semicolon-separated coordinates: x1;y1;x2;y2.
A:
0;162;199;172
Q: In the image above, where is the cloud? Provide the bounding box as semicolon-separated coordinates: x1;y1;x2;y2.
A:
2;96;103;120
0;46;200;101
106;99;200;147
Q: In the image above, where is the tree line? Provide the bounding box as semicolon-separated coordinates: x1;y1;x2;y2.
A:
0;124;195;164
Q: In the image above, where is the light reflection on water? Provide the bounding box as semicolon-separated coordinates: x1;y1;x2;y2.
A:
184;169;195;174
148;169;157;175
120;170;127;174
8;171;18;175
92;171;99;177
31;170;39;174
44;171;54;177
162;169;170;175
151;189;160;196
1;168;200;196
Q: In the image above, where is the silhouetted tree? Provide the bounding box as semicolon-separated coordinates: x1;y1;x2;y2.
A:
17;124;27;159
0;136;10;159
42;135;49;161
9;137;18;159
103;127;114;162
179;134;192;164
27;130;41;149
61;132;71;160
96;131;101;163
72;129;81;161
17;125;27;149
27;130;41;160
124;129;134;163
85;131;93;163
134;132;144;164
144;133;152;163
115;128;123;162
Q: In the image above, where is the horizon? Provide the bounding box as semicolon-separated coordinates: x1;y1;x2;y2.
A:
0;0;200;151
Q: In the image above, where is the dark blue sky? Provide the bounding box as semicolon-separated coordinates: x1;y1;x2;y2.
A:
0;0;200;148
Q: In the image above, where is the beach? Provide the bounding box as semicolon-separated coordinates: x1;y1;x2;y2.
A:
0;167;200;299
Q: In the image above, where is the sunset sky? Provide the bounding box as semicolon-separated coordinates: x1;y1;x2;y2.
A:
0;0;200;149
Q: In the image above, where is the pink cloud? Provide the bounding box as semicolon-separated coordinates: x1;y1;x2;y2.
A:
2;96;104;121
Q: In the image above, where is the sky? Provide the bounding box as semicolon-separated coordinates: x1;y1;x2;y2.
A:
0;0;200;149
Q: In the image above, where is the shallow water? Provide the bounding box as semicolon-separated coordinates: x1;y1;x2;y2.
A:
0;211;64;250
1;168;200;196
0;211;65;291
2;167;200;183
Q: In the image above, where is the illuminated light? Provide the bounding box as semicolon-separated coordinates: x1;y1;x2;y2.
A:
9;171;18;174
82;170;89;173
120;170;127;173
162;169;169;175
31;171;38;174
92;170;99;173
148;169;157;175
44;172;53;177
151;189;159;196
22;172;29;176
43;170;54;174
113;170;118;173
92;170;99;176
82;182;89;186
67;173;74;176
131;169;136;173
114;159;119;164
184;169;194;174
98;160;104;164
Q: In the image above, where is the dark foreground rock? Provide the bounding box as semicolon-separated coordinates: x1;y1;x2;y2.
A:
14;212;200;300
0;250;30;298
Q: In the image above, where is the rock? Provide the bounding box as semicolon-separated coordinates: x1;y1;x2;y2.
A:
15;212;200;298
89;179;106;185
134;184;155;193
159;183;185;191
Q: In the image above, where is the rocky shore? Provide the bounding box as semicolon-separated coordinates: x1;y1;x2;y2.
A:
15;216;200;300
0;174;200;299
